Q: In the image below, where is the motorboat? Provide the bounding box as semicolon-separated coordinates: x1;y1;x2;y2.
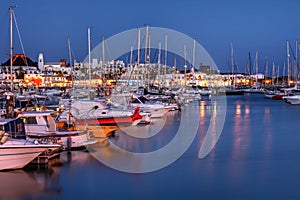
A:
16;111;97;149
0;118;61;171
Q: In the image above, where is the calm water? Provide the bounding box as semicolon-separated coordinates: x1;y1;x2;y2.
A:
2;93;300;200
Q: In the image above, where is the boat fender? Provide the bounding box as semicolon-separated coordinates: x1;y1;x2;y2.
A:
47;148;53;155
0;133;9;144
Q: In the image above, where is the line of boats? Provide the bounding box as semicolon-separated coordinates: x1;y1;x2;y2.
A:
0;84;205;171
3;81;300;171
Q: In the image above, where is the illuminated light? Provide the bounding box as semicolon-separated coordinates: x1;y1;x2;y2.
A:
236;104;241;115
245;105;250;115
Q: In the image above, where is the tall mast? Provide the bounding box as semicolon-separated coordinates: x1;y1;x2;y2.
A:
255;51;258;86
9;6;14;91
264;57;268;86
287;40;291;87
130;45;133;65
184;45;187;86
277;65;280;85
283;62;286;85
248;52;252;75
164;34;168;85
173;55;176;85
157;42;161;86
147;34;151;83
68;37;72;67
101;35;105;81
230;42;235;86
192;38;196;80
137;28;141;86
295;40;298;88
144;26;149;85
144;26;149;64
230;42;234;75
68;37;74;87
272;62;275;86
88;26;92;90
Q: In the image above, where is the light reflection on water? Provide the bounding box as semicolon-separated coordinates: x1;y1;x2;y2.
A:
2;94;300;199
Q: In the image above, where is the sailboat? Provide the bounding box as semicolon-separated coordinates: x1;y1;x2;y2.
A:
225;43;244;95
0;7;61;171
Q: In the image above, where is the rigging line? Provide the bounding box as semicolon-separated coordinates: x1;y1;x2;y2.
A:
104;41;112;62
70;47;77;63
12;10;27;66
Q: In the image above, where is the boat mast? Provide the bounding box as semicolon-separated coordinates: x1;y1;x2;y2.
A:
137;28;141;87
184;44;187;86
157;42;161;86
276;65;280;85
9;6;14;92
173;55;176;85
144;25;149;85
255;51;259;86
164;34;168;86
101;35;105;82
147;34;151;84
272;62;275;86
68;37;74;88
264;57;268;86
283;63;286;85
230;42;235;87
295;40;298;88
192;38;196;81
88;26;92;90
287;40;291;87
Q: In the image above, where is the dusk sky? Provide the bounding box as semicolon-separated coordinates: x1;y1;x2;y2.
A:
1;0;300;74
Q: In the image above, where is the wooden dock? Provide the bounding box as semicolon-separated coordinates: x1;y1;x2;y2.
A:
30;153;60;165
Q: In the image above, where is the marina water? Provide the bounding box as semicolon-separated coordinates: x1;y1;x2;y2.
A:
1;93;300;200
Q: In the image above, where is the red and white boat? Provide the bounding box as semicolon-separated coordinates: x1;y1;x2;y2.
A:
74;107;143;127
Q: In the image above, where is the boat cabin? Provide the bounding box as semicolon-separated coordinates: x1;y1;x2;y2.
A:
17;111;57;135
0;118;26;139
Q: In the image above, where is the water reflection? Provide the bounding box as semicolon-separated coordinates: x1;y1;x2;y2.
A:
0;160;63;199
263;106;272;162
0;170;44;199
198;96;226;159
229;99;253;183
88;103;200;173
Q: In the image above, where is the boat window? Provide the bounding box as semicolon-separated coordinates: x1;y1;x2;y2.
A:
139;96;148;103
17;123;23;132
23;117;37;124
132;99;140;104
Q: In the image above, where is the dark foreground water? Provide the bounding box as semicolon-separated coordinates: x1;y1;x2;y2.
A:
1;93;300;200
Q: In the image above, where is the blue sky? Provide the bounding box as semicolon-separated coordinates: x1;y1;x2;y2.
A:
0;0;300;74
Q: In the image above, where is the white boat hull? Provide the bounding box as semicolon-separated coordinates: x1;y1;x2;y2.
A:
283;95;300;105
0;142;60;171
0;148;42;170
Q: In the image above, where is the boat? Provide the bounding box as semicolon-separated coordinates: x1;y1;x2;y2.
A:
225;87;245;96
243;86;264;93
282;95;300;104
130;95;172;118
197;86;212;96
16;111;97;149
0;118;61;171
74;106;143;126
73;106;144;138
